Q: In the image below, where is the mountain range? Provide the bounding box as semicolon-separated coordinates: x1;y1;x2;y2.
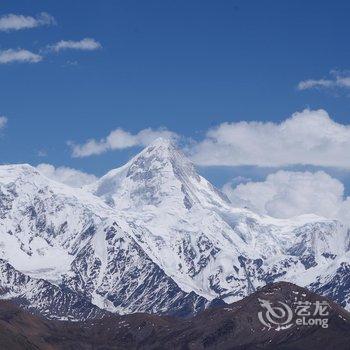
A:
0;137;349;320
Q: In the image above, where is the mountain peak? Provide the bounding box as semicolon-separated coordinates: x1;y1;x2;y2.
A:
147;137;175;149
137;136;180;163
88;137;229;210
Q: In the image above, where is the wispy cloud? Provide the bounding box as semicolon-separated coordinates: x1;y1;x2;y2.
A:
37;149;47;157
0;12;55;32
0;116;7;129
0;49;42;64
36;163;97;188
69;128;178;157
49;38;102;52
297;70;350;91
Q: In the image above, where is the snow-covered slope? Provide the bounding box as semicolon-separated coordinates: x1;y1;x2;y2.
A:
0;138;349;319
0;163;210;319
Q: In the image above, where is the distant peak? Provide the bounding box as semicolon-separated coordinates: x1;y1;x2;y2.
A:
0;163;38;174
0;163;41;183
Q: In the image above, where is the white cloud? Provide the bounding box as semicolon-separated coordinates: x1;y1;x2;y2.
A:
36;164;97;188
190;109;350;168
298;79;334;90
223;170;350;226
298;70;350;91
70;128;178;157
49;38;102;52
0;13;55;32
67;109;350;170
0;49;42;64
0;116;7;129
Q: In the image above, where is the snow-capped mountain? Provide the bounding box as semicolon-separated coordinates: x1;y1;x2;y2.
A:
0;137;349;320
87;138;350;306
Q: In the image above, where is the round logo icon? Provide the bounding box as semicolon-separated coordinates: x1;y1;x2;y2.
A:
258;298;293;330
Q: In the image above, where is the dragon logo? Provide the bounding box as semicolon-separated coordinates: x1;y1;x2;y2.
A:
258;298;293;330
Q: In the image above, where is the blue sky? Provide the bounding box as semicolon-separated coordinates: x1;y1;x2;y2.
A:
1;0;350;210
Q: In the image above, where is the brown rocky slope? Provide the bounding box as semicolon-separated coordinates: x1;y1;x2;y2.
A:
0;282;350;350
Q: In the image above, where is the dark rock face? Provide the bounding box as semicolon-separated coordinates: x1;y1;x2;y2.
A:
310;262;350;309
0;259;107;321
0;282;349;350
64;222;210;318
